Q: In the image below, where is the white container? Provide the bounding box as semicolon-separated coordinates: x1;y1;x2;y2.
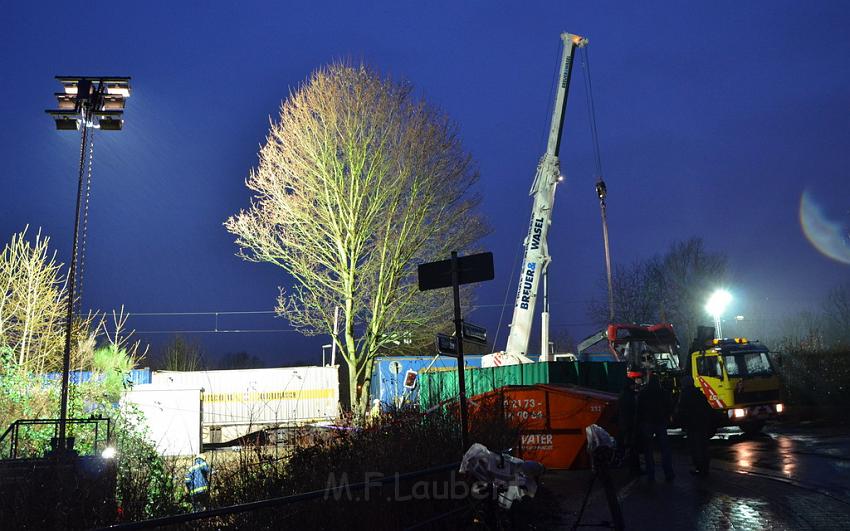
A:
151;366;339;439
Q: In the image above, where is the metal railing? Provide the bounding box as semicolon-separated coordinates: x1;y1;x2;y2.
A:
0;417;111;459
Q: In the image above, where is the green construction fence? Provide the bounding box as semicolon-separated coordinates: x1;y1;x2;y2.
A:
418;361;627;409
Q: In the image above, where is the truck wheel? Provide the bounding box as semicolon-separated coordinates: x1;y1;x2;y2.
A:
740;421;764;435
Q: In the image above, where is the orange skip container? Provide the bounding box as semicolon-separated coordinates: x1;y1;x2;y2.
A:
470;384;619;469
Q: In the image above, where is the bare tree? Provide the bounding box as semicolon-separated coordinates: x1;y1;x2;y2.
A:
225;63;485;414
588;259;664;326
658;238;727;351
158;335;204;371
0;227;68;374
588;238;726;352
822;282;850;347
216;351;265;370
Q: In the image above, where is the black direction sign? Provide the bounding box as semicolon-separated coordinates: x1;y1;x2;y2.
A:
462;322;487;344
436;333;458;357
417;252;494;291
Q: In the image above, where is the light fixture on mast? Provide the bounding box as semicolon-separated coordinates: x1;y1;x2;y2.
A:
46;75;131;455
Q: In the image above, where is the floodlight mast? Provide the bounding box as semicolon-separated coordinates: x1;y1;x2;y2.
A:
46;76;130;454
502;33;587;362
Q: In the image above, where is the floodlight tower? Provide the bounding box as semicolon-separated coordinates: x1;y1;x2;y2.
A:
46;76;131;454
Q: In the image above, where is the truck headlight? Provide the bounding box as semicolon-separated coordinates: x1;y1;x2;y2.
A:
775;403;784;413
733;408;746;418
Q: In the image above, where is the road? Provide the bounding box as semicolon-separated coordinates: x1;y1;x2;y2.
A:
707;421;850;503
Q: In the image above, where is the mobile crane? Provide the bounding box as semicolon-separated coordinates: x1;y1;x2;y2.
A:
483;32;587;367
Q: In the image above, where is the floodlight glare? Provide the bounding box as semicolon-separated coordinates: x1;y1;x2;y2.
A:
705;289;732;316
706;289;732;338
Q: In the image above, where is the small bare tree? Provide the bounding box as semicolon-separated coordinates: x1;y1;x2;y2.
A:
226;63;485;414
0;227;68;374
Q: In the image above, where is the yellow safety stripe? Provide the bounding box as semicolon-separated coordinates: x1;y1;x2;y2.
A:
190;486;208;494
204;388;335;403
188;464;207;473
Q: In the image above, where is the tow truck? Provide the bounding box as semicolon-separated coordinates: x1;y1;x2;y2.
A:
579;323;784;434
684;332;784;434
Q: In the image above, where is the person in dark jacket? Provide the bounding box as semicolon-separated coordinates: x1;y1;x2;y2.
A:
637;373;675;481
678;376;716;476
617;378;642;474
185;454;211;511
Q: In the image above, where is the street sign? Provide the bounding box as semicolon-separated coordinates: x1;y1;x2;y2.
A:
403;369;418;389
417;252;495;291
436;333;458;357
462;322;487;344
388;360;402;376
419;250;495;453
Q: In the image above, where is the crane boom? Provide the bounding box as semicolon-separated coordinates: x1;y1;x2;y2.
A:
501;32;587;362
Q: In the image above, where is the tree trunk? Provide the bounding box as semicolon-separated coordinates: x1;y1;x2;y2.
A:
346;354;377;417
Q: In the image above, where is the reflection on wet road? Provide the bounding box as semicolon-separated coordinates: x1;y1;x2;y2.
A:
618;423;850;529
708;423;850;501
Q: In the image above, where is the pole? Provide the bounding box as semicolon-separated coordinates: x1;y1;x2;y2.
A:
596;180;614;322
540;269;550;362
451;251;469;452
58;119;89;452
714;314;723;339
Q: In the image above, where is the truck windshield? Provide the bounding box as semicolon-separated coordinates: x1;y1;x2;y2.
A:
723;351;773;377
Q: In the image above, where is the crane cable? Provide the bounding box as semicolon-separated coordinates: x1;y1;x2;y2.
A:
580;46;604;181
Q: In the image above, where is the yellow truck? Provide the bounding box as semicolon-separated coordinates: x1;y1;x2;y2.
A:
684;335;784;434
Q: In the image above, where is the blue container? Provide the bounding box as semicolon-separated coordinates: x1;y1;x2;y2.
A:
370;355;483;409
43;367;152;386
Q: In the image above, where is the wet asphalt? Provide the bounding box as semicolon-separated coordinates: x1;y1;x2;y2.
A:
702;421;850;503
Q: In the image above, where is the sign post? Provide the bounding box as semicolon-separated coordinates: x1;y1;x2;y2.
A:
418;251;494;452
450;251;469;451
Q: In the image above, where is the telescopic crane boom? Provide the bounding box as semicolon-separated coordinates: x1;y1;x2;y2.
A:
485;32;587;367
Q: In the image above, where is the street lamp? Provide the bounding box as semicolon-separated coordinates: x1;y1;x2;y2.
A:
46;76;131;454
705;289;732;339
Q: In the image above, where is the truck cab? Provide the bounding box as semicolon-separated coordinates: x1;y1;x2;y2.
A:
688;337;783;434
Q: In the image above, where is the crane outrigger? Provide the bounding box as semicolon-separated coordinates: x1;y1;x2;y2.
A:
484;32;587;367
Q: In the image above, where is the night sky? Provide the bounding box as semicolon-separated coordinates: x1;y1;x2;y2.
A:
2;1;848;366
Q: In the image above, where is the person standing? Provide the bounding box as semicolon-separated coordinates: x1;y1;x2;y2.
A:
617;378;642;475
678;376;716;476
637;373;675;482
185;454;211;511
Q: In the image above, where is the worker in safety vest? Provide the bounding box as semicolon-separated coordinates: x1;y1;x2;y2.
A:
185;454;211;511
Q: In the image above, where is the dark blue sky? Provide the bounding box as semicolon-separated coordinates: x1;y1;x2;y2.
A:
2;1;848;365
